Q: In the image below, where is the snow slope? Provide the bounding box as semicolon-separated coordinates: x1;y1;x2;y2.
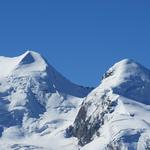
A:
0;51;92;150
101;59;150;104
1;54;150;150
69;59;150;150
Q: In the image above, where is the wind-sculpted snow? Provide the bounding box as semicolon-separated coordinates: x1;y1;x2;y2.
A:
1;54;150;150
101;59;150;104
68;59;150;150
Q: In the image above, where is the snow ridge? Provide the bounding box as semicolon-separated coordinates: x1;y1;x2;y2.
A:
0;53;150;150
68;58;150;150
0;50;92;150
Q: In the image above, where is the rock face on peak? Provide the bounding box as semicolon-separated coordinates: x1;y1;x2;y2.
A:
67;59;150;149
0;51;48;77
13;51;48;76
18;51;36;65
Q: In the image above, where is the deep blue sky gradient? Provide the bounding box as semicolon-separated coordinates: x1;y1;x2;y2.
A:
0;0;150;86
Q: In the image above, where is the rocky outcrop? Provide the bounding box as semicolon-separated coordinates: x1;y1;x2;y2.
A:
66;90;118;146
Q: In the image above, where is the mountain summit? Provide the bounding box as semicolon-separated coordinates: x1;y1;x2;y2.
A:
101;59;150;104
0;50;47;77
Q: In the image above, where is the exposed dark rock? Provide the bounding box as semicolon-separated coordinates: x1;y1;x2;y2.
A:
145;139;150;150
66;92;118;146
102;69;114;80
0;126;3;137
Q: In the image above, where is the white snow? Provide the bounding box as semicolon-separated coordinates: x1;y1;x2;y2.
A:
0;51;47;78
72;59;150;150
0;50;91;150
0;53;150;150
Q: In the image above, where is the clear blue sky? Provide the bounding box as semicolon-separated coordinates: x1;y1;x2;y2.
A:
0;0;150;86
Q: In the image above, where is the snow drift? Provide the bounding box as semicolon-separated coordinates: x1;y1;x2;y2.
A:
69;59;150;150
0;51;150;150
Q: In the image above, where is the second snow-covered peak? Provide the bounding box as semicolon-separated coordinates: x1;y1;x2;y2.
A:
100;59;150;104
101;59;150;87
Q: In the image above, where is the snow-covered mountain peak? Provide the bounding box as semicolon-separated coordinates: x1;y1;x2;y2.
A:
102;59;144;82
102;58;148;84
0;51;93;149
0;51;48;78
100;59;150;104
0;50;92;97
68;59;150;149
14;51;48;76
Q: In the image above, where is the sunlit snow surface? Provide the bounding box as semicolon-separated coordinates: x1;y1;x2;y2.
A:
72;59;150;150
0;53;150;150
0;51;91;150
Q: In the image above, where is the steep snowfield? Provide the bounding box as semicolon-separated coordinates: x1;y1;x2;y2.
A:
69;59;150;150
0;51;47;77
101;59;150;104
0;51;92;150
81;95;150;150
